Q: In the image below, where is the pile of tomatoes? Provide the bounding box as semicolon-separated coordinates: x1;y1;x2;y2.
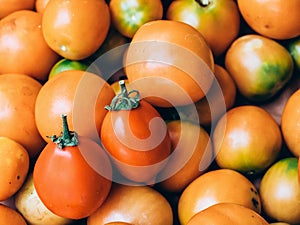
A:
0;0;299;224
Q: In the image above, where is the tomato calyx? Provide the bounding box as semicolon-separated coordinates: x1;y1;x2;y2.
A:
47;114;79;149
105;80;140;111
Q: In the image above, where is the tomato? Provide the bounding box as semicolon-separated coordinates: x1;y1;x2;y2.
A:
0;204;27;225
237;0;300;40
178;64;236;127
225;34;294;102
42;0;110;60
186;203;269;225
109;0;163;38
178;168;261;225
281;89;300;157
33;114;112;219
287;36;300;71
157;120;213;193
48;58;88;79
0;0;35;19
15;174;74;225
124;19;215;107
35;70;115;143
0;137;29;201
35;0;50;14
0;73;45;158
166;0;240;57
213;105;282;175
100;80;171;183
87;183;173;225
259;157;300;224
0;10;60;82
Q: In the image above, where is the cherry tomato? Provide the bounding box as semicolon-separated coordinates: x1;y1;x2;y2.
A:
100;80;171;183
33;115;112;219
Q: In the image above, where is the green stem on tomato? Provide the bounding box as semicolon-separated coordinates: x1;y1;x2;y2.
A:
105;80;140;111
48;114;79;149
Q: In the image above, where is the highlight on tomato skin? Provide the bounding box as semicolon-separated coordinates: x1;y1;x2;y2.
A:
100;80;172;184
33;114;112;220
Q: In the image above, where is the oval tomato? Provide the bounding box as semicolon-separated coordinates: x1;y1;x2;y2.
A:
0;10;60;82
259;157;300;224
0;204;27;225
0;0;35;19
225;34;294;102
0;73;45;158
237;0;300;40
186;203;269;225
87;183;173;225
178;168;261;225
100;81;171;183
213;105;282;175
157;120;213;193
281;89;300;157
124;19;215;107
109;0;163;38
287;36;300;71
42;0;110;60
35;70;115;143
166;0;240;57
33;115;112;219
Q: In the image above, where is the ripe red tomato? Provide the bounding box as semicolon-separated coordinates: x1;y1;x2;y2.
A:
100;80;171;183
109;0;163;38
33;115;112;219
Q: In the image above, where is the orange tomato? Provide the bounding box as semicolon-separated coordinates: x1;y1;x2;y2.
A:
178;64;236;127
35;70;115;143
213;105;282;175
0;137;29;201
0;10;60;82
186;203;269;225
281;89;300;157
101;81;171;183
0;73;45;158
0;203;27;225
260;157;300;224
124;19;215;107
33;115;112;219
0;0;35;19
166;0;240;57
178;168;261;225
225;34;294;102
35;0;50;14
237;0;300;40
42;0;111;60
157;120;213;193
87;183;173;225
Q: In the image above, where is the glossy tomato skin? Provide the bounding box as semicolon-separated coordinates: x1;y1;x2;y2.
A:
124;20;215;107
101;100;171;183
42;0;110;60
237;0;300;40
186;203;269;225
109;0;163;38
260;157;300;224
0;10;60;82
225;34;294;102
33;137;112;219
166;0;240;57
87;183;173;225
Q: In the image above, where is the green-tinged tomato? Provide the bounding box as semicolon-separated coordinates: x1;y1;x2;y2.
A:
260;157;300;224
225;34;294;102
48;58;88;79
287;36;300;71
109;0;163;38
166;0;240;57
